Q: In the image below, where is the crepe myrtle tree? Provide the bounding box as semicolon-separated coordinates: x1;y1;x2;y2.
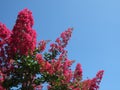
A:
0;9;104;90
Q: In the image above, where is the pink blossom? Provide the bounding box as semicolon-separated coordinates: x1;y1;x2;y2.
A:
35;54;43;64
49;28;73;53
0;22;11;40
74;63;82;81
82;70;104;90
9;9;36;56
38;40;50;52
63;69;73;83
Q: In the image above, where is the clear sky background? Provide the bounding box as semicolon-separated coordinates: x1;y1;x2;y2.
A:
0;0;120;90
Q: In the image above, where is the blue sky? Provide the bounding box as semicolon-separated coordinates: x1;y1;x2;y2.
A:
0;0;120;90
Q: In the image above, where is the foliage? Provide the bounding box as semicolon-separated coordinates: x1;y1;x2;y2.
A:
0;9;104;90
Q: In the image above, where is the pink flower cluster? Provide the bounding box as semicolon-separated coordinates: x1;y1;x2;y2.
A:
0;8;104;90
0;23;11;40
10;9;36;56
82;70;104;90
74;63;82;81
35;38;104;90
0;23;12;80
0;9;37;89
0;23;11;52
56;28;73;48
49;28;73;53
38;40;50;52
0;8;36;58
